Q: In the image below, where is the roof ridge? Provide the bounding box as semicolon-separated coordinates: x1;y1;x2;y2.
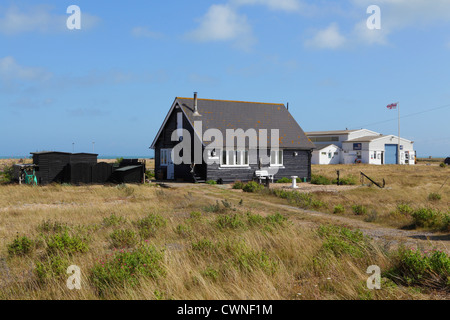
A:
176;97;285;106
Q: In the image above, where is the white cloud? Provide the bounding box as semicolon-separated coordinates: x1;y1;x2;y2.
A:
186;4;256;50
0;4;99;35
131;26;163;39
0;56;52;83
231;0;302;12
305;23;347;49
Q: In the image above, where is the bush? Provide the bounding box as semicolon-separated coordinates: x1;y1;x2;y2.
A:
243;181;265;193
440;163;446;168
201;266;219;281
189;211;202;219
103;214;127;227
110;229;138;248
216;213;246;230
318;225;369;258
7;235;34;256
0;164;14;184
333;175;357;186
386;248;450;289
352;205;367;216
276;177;291;183
91;244;165;294
310;174;332;185
191;239;217;253
135;214;167;239
46;232;89;256
203;201;221;213
246;212;287;230
397;204;414;216
333;204;345;214
175;224;192;237
206;180;217;185
35;256;69;281
232;181;245;189
412;208;441;228
428;193;442;201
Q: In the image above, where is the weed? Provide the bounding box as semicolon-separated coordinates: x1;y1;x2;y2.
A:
110;229;138;248
352;205;367;216
7;235;34;256
333;204;345;214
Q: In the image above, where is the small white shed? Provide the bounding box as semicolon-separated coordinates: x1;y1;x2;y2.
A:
312;144;341;165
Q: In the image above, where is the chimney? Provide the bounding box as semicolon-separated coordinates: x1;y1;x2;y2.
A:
193;92;201;117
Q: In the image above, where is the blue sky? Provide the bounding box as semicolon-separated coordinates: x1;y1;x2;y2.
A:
1;0;449;157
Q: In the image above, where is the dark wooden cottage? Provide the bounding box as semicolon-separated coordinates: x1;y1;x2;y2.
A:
150;94;315;183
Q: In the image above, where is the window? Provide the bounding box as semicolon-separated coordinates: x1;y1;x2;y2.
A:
160;149;171;166
328;152;332;159
177;112;183;140
221;149;249;167
270;150;283;166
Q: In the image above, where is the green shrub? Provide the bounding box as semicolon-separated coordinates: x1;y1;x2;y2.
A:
46;232;89;256
386;248;450;289
397;204;414;215
310;174;332;185
91;244;165;294
243;181;265;193
333;204;345;214
205;180;217;185
35;255;69;281
175;224;192;237
246;212;287;230
103;214;127;227
412;208;441;228
189;211;202;219
110;229;138;248
191;239;217;253
136;214;167;239
428;193;442;201
333;175;357;186
0;164;14;184
7;235;34;256
203;201;221;213
201;266;219;281
352;205;367;216
440;163;446;168
276;177;291;183
216;213;246;230
318;225;369;258
232;181;245;189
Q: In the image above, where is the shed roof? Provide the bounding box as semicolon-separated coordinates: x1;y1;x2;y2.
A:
115;165;142;172
171;97;315;150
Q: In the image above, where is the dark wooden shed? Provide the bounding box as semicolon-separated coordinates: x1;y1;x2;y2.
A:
112;165;144;184
32;152;72;185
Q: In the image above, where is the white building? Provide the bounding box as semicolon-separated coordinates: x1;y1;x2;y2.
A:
307;129;415;165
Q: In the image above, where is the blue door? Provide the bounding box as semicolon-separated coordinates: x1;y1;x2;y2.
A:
385;144;398;164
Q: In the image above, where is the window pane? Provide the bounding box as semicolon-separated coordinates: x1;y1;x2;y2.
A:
236;151;242;165
278;150;283;164
222;150;227;165
271;150;276;165
244;151;249;165
228;150;235;165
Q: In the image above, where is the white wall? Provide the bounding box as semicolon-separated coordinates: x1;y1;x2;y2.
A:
312;145;340;165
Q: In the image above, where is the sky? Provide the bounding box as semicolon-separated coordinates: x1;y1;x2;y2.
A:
1;0;449;158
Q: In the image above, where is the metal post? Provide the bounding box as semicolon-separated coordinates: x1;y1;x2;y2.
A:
398;102;400;165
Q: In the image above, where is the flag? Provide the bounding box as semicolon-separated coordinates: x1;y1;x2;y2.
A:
387;103;398;110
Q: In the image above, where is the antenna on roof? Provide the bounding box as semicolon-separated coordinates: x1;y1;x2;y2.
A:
193;92;201;117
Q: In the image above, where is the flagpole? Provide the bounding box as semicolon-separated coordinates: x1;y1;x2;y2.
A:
398;101;400;165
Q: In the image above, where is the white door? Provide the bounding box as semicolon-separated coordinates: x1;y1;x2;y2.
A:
167;150;174;180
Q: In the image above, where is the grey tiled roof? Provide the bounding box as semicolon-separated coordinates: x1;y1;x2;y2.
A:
177;97;315;150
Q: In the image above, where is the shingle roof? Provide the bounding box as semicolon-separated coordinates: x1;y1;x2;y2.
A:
176;97;315;150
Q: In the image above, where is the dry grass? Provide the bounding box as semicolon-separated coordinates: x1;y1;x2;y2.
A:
0;182;435;300
301;164;450;229
0;162;448;300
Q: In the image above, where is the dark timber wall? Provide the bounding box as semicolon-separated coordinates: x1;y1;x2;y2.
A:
207;149;311;183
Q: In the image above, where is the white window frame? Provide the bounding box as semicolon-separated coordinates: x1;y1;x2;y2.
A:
160;149;171;167
220;149;250;168
270;149;283;167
